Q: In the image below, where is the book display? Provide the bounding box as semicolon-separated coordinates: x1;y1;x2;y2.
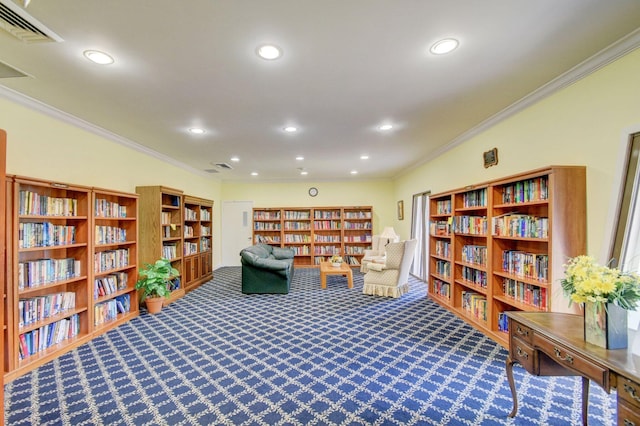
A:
92;188;139;332
183;195;214;291
428;166;586;347
253;206;372;267
135;186;186;305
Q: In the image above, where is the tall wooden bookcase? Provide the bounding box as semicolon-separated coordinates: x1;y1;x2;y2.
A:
92;188;140;332
428;166;586;347
183;195;213;292
135;186;186;305
253;206;372;267
3;175;140;381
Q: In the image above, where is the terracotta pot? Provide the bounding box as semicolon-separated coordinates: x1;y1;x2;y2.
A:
145;296;164;314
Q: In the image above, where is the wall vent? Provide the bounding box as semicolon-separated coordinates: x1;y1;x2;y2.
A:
0;1;63;43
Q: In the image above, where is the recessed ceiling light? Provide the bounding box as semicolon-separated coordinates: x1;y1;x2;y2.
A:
296;156;304;161
350;170;358;175
378;124;393;131
283;126;298;133
300;171;308;176
430;38;459;55
188;128;206;135
230;156;240;162
257;44;282;60
251;172;259;176
83;50;114;65
360;155;369;160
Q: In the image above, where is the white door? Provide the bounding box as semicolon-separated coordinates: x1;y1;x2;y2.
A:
221;200;253;266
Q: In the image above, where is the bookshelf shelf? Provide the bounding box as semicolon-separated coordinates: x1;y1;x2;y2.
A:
252;206;372;267
183;195;214;292
428;166;586;347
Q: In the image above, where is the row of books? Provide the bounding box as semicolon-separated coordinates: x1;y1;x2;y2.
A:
432;279;450;298
161;211;177;224
314;246;340;255
436;199;452;215
200;238;211;251
343;211;371;219
163;225;179;239
501;176;548;204
18;222;77;248
313;211;341;219
162;244;177;260
184;225;194;237
184;207;198;221
19;190;79;217
283;222;311;230
253;211;281;220
492;214;549;238
95;198;127;218
344;246;366;255
315;235;341;243
254;223;281;230
289;245;310;255
453;215;487;235
18;257;81;289
313;255;360;265
18;292;76;327
461;266;487;287
94;295;131;326
184;242;198;256
94;248;130;273
343;221;372;230
284;234;311;243
344;234;372;243
201;209;211;221
430;220;451;236
201;226;211;235
498;313;509;333
502;278;548;309
435;260;451;279
461;188;487;208
18;314;80;360
94;272;128;299
313;220;341;230
344;255;361;265
435;241;451;258
255;235;281;244
461;291;487;321
284;211;310;219
95;225;127;245
461;245;487;266
502;250;549;281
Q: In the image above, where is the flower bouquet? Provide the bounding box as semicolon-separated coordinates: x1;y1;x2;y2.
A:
329;254;343;267
561;255;640;349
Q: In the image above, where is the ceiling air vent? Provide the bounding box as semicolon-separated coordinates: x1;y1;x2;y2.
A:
203;169;220;174
215;163;233;170
0;0;63;43
0;59;27;78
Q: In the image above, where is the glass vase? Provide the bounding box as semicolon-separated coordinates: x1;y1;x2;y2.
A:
583;302;628;349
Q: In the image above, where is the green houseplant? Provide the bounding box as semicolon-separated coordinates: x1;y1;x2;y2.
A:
135;258;179;314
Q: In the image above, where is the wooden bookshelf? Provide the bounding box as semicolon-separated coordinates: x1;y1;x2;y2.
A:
183;195;213;292
5;176;94;381
135;186;185;306
253;206;372;267
91;188;139;333
428;166;586;348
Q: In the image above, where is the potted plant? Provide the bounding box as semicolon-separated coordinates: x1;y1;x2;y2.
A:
135;258;179;314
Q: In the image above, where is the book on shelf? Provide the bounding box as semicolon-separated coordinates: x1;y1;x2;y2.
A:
95;198;126;218
18;258;81;289
19;190;78;216
18;222;77;248
94;248;130;272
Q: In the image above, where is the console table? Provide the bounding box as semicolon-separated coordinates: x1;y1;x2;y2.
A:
505;312;640;425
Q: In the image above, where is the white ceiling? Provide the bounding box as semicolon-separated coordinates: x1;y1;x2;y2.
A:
1;0;640;182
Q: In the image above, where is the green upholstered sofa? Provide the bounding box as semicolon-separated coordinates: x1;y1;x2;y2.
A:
240;244;295;294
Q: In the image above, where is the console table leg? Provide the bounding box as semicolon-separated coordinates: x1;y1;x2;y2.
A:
506;355;518;418
582;376;589;425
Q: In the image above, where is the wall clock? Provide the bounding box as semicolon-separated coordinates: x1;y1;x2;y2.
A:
308;187;318;197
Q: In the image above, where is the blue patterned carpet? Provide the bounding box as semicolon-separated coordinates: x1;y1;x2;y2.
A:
4;267;616;425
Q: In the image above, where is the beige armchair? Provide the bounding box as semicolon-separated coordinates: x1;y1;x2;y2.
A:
360;227;400;272
362;239;418;298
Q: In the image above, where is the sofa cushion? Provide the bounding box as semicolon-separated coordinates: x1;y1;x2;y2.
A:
241;244;271;258
272;246;295;260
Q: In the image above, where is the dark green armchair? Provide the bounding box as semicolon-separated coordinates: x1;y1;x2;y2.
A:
240;244;295;294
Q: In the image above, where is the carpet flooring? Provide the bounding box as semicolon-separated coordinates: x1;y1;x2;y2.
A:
4;267;616;425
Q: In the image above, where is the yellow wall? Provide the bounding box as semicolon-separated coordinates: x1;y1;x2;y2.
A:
0;97;223;263
395;48;640;259
222;180;397;236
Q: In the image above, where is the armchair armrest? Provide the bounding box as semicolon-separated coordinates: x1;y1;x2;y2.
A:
272;247;295;260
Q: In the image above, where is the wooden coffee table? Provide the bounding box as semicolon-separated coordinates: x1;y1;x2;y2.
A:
319;261;353;289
